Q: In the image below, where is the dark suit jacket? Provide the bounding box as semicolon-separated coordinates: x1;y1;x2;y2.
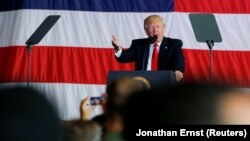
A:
115;37;185;72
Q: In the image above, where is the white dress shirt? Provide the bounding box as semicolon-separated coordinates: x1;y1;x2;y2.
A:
115;41;162;70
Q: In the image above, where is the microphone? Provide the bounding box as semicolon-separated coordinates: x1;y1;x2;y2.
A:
142;35;158;70
148;35;158;44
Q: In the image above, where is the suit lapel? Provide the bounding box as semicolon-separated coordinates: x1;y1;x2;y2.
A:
143;41;150;70
158;37;169;68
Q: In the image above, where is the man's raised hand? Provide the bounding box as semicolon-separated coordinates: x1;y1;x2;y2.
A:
112;35;121;52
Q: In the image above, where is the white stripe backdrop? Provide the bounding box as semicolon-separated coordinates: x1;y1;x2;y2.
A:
0;10;249;50
0;83;106;120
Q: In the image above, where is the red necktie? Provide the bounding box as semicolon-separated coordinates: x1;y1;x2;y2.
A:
151;43;158;70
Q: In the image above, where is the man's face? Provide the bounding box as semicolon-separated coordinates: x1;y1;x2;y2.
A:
144;17;165;41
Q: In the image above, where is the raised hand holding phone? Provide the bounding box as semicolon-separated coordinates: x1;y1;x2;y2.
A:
80;96;97;120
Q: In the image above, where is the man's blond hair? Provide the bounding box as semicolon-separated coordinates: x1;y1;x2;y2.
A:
144;15;165;29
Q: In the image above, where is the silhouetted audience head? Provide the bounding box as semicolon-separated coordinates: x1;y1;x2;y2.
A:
217;89;250;124
92;76;143;136
122;83;250;140
106;76;135;111
63;120;102;141
0;87;62;141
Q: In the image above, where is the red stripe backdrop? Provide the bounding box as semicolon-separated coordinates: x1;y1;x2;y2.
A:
175;0;250;13
0;46;134;84
1;46;250;87
184;49;250;87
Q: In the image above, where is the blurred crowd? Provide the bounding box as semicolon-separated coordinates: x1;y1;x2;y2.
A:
1;76;250;141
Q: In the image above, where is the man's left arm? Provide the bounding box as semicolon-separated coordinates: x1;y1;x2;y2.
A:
174;40;185;81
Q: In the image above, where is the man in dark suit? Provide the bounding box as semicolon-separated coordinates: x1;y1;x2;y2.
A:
112;15;185;81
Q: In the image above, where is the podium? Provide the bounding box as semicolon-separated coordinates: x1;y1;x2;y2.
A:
107;71;176;90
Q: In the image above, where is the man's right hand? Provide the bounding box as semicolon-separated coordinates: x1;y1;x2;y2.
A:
112;35;121;52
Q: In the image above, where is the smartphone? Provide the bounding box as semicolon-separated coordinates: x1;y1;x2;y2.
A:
89;96;104;105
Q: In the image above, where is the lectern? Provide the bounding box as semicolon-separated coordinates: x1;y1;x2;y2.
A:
107;71;176;90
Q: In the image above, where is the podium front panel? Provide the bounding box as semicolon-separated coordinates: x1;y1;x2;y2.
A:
107;71;176;89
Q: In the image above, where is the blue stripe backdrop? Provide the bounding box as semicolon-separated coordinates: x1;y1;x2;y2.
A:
0;0;174;12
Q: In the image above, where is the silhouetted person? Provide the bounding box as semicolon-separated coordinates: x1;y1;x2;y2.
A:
63;120;102;141
122;83;250;140
0;87;62;141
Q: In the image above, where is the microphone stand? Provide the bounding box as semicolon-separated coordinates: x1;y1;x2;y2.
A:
206;40;214;82
142;35;158;71
141;46;148;71
27;44;33;88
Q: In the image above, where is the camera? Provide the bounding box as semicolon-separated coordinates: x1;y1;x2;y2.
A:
89;96;104;105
